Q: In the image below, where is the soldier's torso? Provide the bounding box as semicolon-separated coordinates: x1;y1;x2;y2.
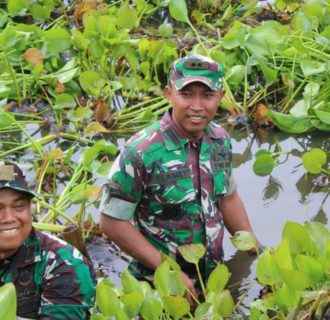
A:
126;119;232;280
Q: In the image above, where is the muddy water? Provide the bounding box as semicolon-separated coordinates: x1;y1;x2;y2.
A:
87;124;329;310
222;125;329;308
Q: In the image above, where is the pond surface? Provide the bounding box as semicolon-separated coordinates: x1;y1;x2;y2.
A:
87;122;329;311
222;125;329;309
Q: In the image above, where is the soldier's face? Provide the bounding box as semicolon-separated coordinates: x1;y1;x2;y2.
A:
165;82;224;140
0;188;32;259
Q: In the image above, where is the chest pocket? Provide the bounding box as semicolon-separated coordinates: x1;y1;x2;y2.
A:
16;264;41;319
148;167;195;205
146;167;201;230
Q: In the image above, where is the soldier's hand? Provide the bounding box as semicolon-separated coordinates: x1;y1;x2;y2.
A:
180;272;198;308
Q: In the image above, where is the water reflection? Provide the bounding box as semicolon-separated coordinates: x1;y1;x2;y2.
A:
222;124;329;308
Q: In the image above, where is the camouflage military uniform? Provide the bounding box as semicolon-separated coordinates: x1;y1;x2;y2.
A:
100;109;234;283
0;227;96;319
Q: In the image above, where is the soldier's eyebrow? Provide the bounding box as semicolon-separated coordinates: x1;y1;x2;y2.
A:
12;195;30;203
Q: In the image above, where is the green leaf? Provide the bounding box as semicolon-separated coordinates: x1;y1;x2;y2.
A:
311;118;330;132
168;0;190;24
290;100;309;117
79;71;105;96
194;302;212;319
0;283;16;320
305;221;330;253
178;244;206;264
255;149;272;157
7;0;28;16
273;284;298;312
120;292;144;317
54;58;80;83
253;154;277;176
245;21;284;57
295;255;324;287
68;184;99;204
96;279;120;317
54;94;76;109
268;110;313;133
71;29;88;50
256;249;281;285
207;264;231;292
121;269;143;294
225;65;245;87
222;20;246;49
275;238;292;270
154;261;171;297
282;221;317;256
314;108;330;125
140;298;163;320
117;6;138;30
280;269;309;291
44;28;71;54
301;148;327;174
214;290;235;318
90;314;108;320
300;60;326;76
30;4;51;20
292;12;313;33
231;230;257;250
0;112;13;127
259;62;278;85
162;296;190;320
168;271;185;297
159;23;173;38
84;122;109;135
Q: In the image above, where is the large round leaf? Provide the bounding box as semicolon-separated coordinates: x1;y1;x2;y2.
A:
178;243;206;264
169;0;189;24
253;154;277;176
162;296;190;320
79;71;105;96
140;298;163;320
214;290;235;318
302;148;327;174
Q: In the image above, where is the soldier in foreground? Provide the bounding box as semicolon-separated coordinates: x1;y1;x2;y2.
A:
99;54;262;306
0;161;96;319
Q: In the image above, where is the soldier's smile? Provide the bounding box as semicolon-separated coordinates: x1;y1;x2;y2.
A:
0;188;32;259
0;227;20;234
165;82;224;140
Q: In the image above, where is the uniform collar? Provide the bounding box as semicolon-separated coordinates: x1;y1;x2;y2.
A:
11;228;41;268
160;108;224;150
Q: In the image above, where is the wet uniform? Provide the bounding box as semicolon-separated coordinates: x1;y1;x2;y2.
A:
0;227;96;319
100;109;236;283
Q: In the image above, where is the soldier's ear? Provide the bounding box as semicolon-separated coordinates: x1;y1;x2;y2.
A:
164;85;172;103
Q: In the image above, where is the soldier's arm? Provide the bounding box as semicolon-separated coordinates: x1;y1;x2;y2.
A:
220;190;262;249
100;214;162;270
100;214;198;307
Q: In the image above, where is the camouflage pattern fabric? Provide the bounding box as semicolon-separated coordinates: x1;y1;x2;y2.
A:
100;109;233;283
169;54;223;91
0;228;96;319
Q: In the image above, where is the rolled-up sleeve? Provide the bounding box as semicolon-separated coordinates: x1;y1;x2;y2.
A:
99;146;144;221
224;173;238;197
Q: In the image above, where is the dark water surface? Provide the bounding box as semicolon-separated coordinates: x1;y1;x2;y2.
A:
222;125;329;308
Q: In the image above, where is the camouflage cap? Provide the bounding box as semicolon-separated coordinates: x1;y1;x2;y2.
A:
0;161;42;200
169;54;223;91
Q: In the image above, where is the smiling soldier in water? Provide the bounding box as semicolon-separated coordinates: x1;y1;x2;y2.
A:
99;54;262;306
0;161;95;319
